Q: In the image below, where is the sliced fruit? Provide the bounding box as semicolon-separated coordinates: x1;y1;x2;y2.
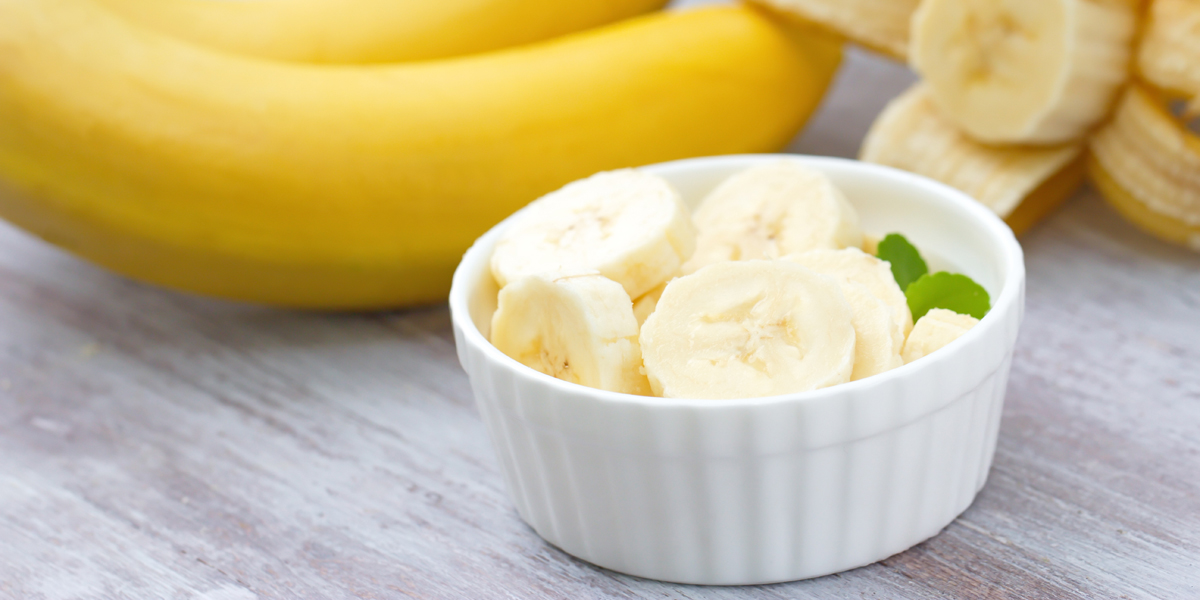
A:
840;281;904;381
1137;0;1200;107
640;260;856;399
682;161;863;274
1089;154;1200;250
490;169;695;299
749;0;921;59
860;84;1084;233
632;280;669;327
95;0;670;64
901;308;979;363
776;249;903;380
490;273;651;395
784;247;913;337
910;0;1137;144
1088;85;1200;251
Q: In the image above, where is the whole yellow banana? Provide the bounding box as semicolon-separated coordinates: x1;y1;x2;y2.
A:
94;0;669;64
0;0;842;309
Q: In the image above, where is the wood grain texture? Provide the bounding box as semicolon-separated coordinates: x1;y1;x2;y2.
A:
2;47;1199;599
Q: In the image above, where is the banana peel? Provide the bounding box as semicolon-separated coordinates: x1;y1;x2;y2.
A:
861;84;1085;236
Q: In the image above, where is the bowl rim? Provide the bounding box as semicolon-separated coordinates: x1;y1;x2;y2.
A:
448;153;1025;409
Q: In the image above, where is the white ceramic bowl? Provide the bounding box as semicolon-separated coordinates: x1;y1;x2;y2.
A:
448;155;1025;585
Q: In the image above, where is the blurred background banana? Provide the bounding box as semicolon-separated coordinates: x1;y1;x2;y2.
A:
0;0;842;309
93;0;669;63
1;0;1196;313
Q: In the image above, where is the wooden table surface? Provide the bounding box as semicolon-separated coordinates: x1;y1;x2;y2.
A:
2;43;1199;599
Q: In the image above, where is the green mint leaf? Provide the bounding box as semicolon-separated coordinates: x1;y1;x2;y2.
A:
905;272;990;321
875;233;928;291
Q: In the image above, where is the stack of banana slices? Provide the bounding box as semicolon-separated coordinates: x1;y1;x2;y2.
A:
1091;0;1200;250
488;163;976;400
762;0;1200;251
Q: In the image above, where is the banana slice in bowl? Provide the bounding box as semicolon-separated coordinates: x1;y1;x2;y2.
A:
838;280;905;380
640;260;856;399
491;169;696;299
682;161;862;273
490;272;651;396
902;308;980;364
631;280;670;326
783;247;913;336
781;249;907;380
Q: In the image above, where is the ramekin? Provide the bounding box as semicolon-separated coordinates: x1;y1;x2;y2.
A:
448;155;1025;585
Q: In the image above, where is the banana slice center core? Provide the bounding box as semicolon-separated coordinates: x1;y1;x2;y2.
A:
534;344;573;381
698;297;803;376
546;204;619;248
955;9;1029;84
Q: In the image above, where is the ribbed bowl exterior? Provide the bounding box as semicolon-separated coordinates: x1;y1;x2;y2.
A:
450;155;1025;585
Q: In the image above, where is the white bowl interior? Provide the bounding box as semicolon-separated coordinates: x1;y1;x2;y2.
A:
463;154;1017;345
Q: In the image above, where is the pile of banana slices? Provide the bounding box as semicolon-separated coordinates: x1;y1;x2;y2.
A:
487;164;977;399
759;0;1200;250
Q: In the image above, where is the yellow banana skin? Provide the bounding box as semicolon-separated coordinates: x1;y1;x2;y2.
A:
0;0;842;309
94;0;669;64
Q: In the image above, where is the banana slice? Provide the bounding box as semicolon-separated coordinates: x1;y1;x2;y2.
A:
640;260;856;399
783;247;913;337
860;84;1085;233
750;0;921;60
910;0;1137;145
1089;85;1200;251
632;280;669;327
1138;0;1200;107
840;281;904;380
490;272;651;395
491;169;696;299
901;308;979;363
682;161;863;274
